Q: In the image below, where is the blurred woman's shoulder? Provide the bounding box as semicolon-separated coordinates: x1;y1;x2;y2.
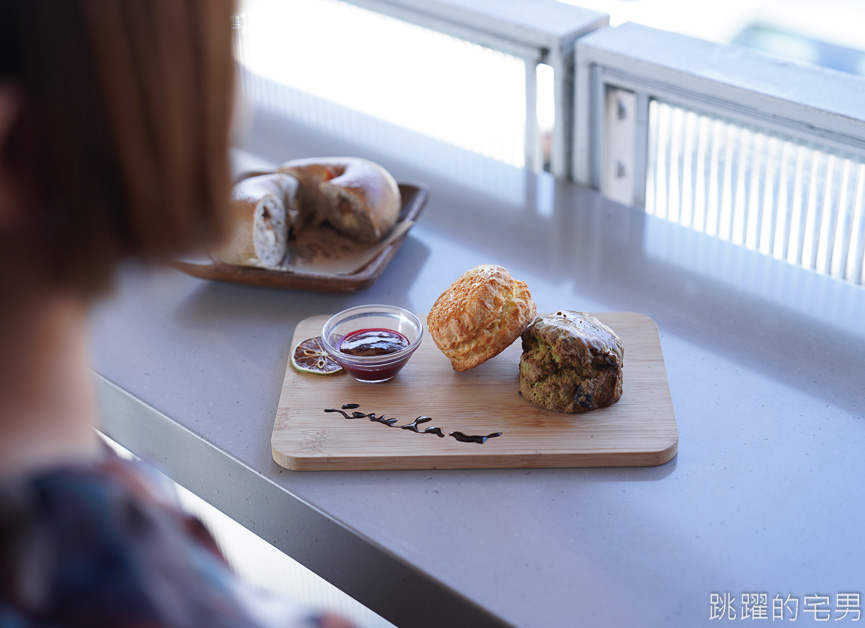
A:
0;453;333;628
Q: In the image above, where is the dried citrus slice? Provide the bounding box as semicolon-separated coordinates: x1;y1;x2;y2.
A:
291;336;343;375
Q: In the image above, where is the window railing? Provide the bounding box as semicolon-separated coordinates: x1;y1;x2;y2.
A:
234;0;607;176
574;22;865;286
645;101;865;284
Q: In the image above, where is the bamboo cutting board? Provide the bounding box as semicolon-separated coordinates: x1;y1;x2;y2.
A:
272;312;678;470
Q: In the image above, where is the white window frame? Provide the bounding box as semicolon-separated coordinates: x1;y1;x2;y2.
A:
573;22;865;203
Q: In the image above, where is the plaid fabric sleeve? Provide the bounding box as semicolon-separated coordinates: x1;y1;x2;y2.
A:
0;456;332;628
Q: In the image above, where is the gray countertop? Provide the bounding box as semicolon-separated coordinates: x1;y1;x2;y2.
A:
90;109;865;627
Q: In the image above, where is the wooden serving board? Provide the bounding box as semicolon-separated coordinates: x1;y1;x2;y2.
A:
272;312;678;470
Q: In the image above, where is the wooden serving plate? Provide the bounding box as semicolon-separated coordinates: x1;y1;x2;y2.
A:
271;312;678;470
172;183;428;293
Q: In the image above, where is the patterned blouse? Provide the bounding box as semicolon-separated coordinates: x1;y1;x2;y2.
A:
0;454;334;627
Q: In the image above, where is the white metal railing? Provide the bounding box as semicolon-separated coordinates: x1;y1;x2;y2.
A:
574;22;865;286
646;101;865;284
234;0;607;177
339;0;607;176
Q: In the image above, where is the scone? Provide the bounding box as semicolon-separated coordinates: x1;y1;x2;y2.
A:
428;264;536;372
519;311;623;413
214;172;300;268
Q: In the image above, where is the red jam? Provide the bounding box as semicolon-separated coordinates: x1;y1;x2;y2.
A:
337;328;412;380
338;328;409;356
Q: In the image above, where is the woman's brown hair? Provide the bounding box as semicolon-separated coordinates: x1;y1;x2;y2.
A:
0;0;235;297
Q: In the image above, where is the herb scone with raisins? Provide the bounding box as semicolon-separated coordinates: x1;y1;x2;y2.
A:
519;311;624;413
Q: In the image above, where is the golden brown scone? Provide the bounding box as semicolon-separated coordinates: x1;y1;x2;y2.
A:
428;264;536;372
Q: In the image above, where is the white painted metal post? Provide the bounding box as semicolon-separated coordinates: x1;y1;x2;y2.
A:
525;59;541;171
547;45;574;179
